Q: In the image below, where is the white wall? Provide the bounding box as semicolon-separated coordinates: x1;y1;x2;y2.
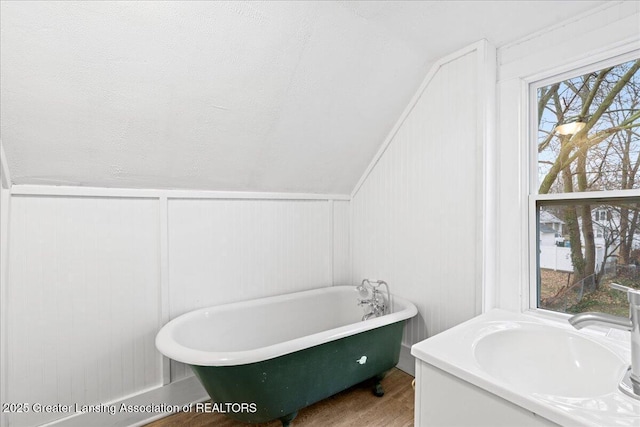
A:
495;1;640;312
0;143;10;427
350;40;496;344
7;196;161;427
332;200;351;286
168;199;334;316
2;188;349;426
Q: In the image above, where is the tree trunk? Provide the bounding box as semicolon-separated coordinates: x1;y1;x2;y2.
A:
620;205;640;265
580;206;596;284
562;165;585;283
576;141;596;285
620;206;630;264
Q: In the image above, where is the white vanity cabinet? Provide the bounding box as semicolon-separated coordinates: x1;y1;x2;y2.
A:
413;358;557;426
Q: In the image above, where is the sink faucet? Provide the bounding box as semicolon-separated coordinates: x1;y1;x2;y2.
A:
568;283;640;400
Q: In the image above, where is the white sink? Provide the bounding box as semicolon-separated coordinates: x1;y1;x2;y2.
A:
412;310;640;426
473;322;627;397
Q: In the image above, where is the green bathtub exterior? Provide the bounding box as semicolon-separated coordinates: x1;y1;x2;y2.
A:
190;320;405;425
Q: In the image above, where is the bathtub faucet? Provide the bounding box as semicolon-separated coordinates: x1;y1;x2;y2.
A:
568;282;640;400
357;279;391;321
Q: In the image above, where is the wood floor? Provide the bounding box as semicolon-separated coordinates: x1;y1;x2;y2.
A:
145;368;414;427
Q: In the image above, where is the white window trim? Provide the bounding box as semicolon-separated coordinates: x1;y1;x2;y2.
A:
523;45;640;316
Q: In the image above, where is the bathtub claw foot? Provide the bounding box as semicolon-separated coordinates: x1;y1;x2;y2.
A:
280;411;297;427
372;375;384;397
373;382;385;397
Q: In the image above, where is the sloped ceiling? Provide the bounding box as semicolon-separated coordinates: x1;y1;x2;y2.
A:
0;1;607;194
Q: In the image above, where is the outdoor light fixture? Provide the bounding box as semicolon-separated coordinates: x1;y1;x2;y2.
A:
555;117;587;135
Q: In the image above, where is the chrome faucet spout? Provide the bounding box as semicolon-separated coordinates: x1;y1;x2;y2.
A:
568;312;633;331
568;282;640;400
362;312;376;321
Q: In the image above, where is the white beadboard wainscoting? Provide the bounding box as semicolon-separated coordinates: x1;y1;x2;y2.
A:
6;196;161;427
2;187;349;427
350;40;496;350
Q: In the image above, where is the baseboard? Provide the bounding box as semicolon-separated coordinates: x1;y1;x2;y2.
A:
44;377;208;427
396;343;415;376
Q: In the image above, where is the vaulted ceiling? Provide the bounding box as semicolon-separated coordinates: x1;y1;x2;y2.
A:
0;1;608;194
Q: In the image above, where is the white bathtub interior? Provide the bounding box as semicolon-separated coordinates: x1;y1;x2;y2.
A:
157;286;417;366
170;290;364;352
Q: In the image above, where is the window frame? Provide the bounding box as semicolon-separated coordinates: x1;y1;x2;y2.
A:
526;50;640;314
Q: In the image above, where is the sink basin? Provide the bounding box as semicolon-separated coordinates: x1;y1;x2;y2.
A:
474;323;627;397
412;310;640;426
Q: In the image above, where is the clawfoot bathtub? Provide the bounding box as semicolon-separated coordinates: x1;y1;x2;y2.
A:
156;286;417;426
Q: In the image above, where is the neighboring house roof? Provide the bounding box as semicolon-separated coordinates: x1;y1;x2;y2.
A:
540;211;564;225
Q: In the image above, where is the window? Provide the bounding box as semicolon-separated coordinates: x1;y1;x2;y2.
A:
533;57;640;316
